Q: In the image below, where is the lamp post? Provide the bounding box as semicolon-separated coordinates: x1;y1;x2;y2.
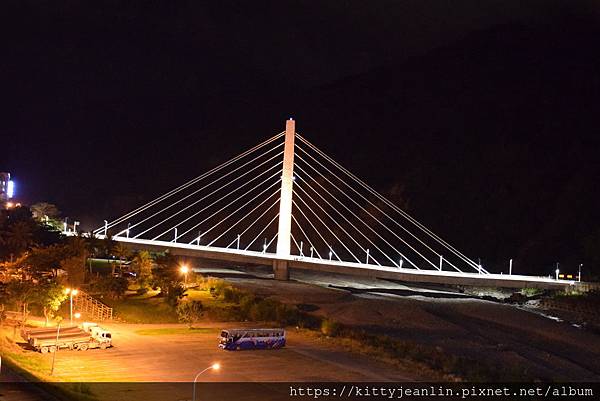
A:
180;265;189;285
64;288;79;324
578;264;583;282
50;317;63;376
555;263;560;281
192;363;220;401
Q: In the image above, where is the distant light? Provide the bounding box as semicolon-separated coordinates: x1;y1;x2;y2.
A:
180;265;189;274
74;312;81;319
6;202;14;209
212;362;220;370
7;180;14;198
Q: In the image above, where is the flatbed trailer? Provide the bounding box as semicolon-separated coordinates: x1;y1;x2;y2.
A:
26;325;112;353
21;326;81;341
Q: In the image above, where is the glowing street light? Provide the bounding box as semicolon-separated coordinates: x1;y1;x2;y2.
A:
180;265;190;285
64;288;79;324
74;312;81;319
192;362;220;401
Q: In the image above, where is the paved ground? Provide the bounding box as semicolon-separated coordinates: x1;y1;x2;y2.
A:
46;322;414;382
22;321;416;400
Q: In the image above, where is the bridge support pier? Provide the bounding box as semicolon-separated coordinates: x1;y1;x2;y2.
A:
273;260;290;281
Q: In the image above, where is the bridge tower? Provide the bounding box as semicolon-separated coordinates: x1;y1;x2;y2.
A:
273;118;295;280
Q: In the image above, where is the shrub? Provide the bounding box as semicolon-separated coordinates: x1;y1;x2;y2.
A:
90;276;129;300
165;282;187;307
136;287;148;296
249;299;279;321
222;286;244;303
320;318;340;336
176;300;204;328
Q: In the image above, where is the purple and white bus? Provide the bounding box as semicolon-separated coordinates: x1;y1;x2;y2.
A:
219;328;286;351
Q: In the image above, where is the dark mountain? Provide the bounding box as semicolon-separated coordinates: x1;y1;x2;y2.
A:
287;16;600;276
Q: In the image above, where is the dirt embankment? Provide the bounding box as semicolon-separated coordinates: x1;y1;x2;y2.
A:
227;275;600;381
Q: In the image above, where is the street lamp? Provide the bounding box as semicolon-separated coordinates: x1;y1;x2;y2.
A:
64;288;79;324
180;265;189;285
50;317;63;376
192;362;220;401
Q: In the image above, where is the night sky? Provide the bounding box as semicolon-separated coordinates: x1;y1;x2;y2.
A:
3;1;600;276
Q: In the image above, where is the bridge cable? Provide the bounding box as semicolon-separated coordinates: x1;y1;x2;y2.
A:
296;143;465;273
129;152;283;239
296;152;426;270
297;134;484;273
291;214;323;260
169;176;281;242
96;131;284;234
293;180;379;265
244;213;280;252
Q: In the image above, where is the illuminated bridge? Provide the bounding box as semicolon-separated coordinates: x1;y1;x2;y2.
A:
92;120;576;290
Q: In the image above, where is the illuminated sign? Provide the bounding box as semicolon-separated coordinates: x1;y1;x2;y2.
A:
7;180;14;198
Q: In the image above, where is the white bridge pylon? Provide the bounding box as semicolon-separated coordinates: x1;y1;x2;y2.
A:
96;119;495;277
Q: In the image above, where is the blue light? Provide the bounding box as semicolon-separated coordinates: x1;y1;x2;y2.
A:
7;180;14;198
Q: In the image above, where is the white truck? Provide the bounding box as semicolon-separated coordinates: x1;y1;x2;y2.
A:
24;323;112;353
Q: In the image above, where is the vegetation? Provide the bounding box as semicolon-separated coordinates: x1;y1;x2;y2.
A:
151;253;188;306
176;300;204;328
37;281;68;326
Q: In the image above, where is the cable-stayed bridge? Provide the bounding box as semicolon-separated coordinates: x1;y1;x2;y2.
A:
93;120;575;289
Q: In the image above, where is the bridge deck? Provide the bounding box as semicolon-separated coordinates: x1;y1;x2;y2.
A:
111;236;576;290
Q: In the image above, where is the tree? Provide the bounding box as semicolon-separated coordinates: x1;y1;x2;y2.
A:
131;250;154;287
5;221;35;257
64;236;88;258
176;300;204;328
6;279;37;325
113;243;131;276
152;252;187;305
26;244;68;278
37;282;67;326
30;202;60;221
60;256;86;287
0;283;7;331
90;276;129;300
